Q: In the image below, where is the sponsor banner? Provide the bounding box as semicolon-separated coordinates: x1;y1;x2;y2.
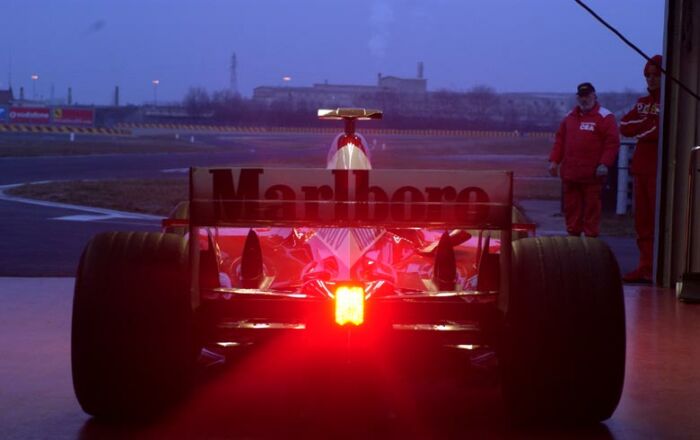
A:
191;167;513;228
9;107;50;124
52;107;94;126
0;106;8;122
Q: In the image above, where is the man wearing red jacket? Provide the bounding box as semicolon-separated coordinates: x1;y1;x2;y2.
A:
620;55;662;283
548;82;620;237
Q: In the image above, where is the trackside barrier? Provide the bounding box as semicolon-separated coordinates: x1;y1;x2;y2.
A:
0;124;131;136
116;123;557;139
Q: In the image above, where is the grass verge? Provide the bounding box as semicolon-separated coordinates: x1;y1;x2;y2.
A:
5;178;188;216
0;137;217;157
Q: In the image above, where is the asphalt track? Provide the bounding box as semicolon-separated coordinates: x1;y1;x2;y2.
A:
0;135;327;276
0;132;551;276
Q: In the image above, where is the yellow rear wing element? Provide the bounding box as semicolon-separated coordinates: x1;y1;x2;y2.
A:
318;108;383;120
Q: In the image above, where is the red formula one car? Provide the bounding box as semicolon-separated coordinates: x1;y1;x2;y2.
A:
71;108;625;424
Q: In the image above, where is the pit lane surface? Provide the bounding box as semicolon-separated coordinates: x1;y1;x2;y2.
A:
2;278;698;439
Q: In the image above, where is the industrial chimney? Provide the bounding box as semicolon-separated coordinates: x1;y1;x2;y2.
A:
230;53;238;95
417;61;424;79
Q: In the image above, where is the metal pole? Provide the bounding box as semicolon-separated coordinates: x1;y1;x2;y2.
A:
616;141;633;215
152;80;159;106
683;147;700;273
31;74;39;100
676;147;700;302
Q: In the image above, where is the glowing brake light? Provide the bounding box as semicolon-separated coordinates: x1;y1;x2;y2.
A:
334;285;365;326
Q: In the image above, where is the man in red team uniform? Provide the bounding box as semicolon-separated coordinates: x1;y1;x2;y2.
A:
620;55;662;283
549;82;620;237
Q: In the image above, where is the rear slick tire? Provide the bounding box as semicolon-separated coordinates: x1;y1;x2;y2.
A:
500;236;625;425
71;232;198;420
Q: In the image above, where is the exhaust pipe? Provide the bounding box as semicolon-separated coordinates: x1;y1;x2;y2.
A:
241;229;264;288
433;231;456;291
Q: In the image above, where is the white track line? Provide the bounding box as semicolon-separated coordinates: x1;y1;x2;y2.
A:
0;182;162;221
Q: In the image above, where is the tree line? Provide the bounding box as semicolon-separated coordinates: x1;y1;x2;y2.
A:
171;85;641;132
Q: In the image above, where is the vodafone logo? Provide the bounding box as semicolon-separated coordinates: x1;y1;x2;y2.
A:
10;111;47;119
8;107;50;123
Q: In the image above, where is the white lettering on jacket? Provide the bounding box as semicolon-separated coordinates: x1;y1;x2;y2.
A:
580;122;596;131
637;103;660;115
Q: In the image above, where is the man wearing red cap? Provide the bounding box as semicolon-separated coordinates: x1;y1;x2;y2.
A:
549;82;620;237
620;55;663;283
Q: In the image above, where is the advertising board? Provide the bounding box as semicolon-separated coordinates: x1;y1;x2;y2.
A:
8;107;50;124
52;107;95;126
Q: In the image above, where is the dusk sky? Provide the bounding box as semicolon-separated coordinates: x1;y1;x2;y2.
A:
1;0;665;105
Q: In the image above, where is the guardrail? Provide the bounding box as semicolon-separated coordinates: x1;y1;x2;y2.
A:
115;123;556;138
0;124;131;136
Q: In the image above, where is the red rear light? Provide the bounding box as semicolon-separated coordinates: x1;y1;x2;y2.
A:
334;285;365;326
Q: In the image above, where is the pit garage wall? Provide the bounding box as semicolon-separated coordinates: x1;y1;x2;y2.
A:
657;0;700;286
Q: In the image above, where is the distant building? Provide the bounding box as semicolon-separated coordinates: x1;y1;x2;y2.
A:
0;88;14;105
253;69;427;109
250;64;638;129
378;74;427;94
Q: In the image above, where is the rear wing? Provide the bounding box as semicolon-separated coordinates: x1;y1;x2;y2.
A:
190;167;513;229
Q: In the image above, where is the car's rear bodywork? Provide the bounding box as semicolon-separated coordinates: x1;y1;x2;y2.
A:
190;166;513;350
72;108;625;424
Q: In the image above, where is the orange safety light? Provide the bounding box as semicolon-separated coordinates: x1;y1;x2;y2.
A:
334;285;365;326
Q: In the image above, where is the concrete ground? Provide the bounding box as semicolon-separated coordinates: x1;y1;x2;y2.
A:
520;199;638;275
2;277;699;439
